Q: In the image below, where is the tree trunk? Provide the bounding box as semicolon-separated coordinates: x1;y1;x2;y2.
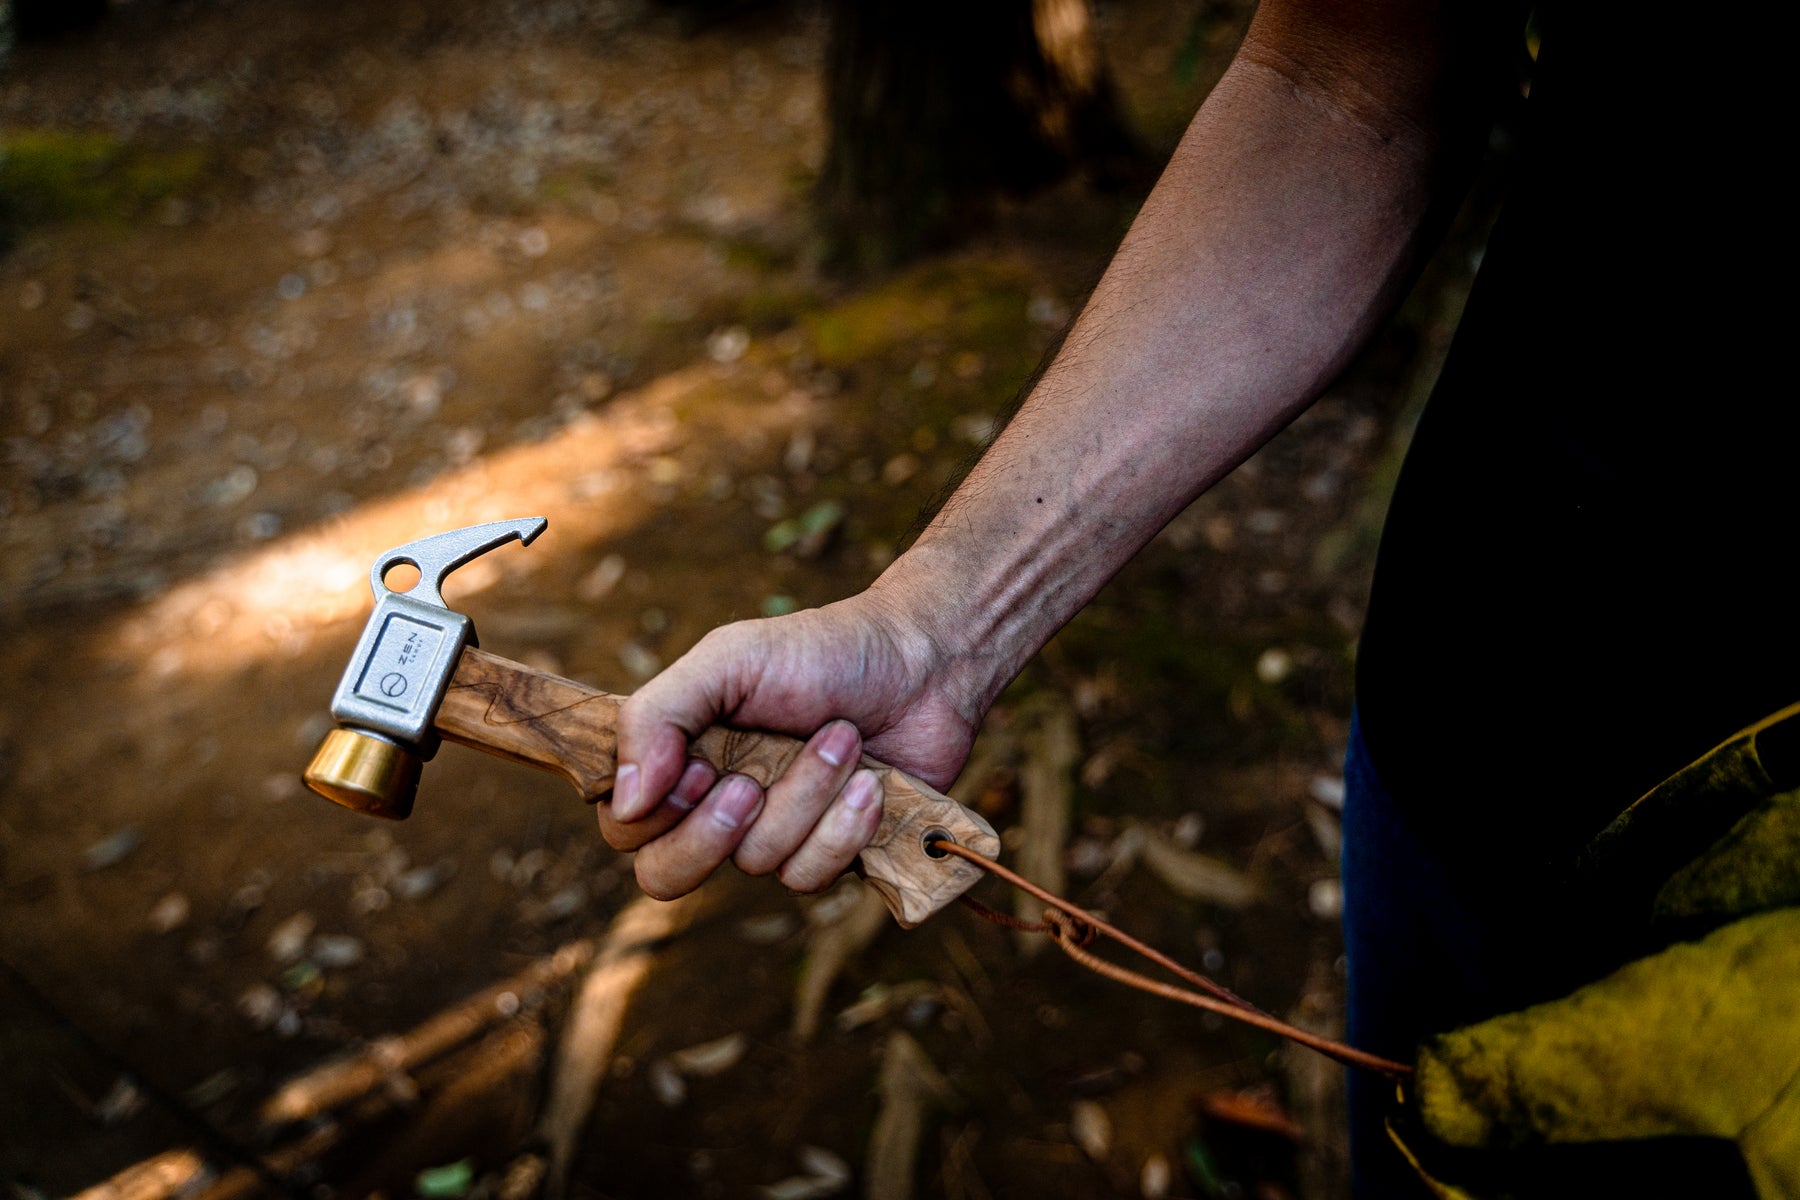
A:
8;0;109;43
817;0;1140;273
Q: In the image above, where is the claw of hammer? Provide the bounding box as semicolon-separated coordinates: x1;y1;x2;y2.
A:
303;517;547;819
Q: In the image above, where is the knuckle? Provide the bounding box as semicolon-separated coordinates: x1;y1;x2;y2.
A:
777;860;827;893
732;842;779;876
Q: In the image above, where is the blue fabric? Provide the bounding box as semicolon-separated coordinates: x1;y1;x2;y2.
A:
1341;712;1510;1199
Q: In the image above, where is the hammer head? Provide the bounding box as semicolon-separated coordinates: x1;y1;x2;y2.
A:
303;517;547;819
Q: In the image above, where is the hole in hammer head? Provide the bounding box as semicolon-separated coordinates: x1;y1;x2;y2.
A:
921;827;953;859
381;560;422;593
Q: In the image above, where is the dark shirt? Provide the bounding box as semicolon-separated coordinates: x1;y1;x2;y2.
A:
1355;7;1797;870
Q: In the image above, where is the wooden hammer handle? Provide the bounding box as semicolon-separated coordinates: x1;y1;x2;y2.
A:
435;646;1000;927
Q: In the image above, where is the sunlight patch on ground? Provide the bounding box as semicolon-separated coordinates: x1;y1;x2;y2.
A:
110;359;818;681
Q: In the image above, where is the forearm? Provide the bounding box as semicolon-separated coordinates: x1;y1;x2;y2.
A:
872;31;1479;719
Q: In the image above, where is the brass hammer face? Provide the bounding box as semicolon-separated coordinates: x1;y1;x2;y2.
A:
303;517;547;819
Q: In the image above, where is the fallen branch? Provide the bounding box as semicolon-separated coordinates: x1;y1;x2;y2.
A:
258;940;597;1127
539;887;719;1198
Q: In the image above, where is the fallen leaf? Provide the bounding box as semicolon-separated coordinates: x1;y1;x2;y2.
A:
1070;1099;1112;1161
668;1033;747;1078
1196;1088;1306;1142
793;879;888;1040
1138;829;1258;909
416;1158;475;1198
867;1032;955;1200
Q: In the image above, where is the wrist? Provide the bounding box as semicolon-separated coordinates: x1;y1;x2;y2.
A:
863;541;1015;728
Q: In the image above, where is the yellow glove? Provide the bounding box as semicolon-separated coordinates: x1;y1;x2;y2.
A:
1391;702;1800;1199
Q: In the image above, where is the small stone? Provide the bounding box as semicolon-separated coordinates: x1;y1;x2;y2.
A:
1309;878;1343;920
648;1058;687;1107
267;913;316;963
394;862;454;900
618;642;661;682
881;454;919;486
19;280;46;310
489;849;516;881
540;883;588;922
706;326;750;364
94;1076;145;1126
1246;508;1285;536
147;893;190;933
1255;648;1292;684
81;827;142;872
579;372;613;402
1140;1153;1172;1199
577;554;627;603
187;933;223;965
203;466;259;508
950;414;997;446
784;430;815;473
263;773;302;802
1308;775;1347;810
737;913;798;944
1070;1100;1112;1161
761;595;797;618
312;934;365;968
1065;837;1112;877
796;1147;849;1189
238;983;282;1029
1028;293;1069;327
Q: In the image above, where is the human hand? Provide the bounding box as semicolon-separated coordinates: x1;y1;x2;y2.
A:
610;589;982;900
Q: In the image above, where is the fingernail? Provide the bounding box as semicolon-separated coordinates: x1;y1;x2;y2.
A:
614;763;641;819
711;777;761;830
817;721;858;768
843;770;879;812
670;760;711;810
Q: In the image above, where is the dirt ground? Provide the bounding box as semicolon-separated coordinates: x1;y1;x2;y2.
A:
0;2;1491;1197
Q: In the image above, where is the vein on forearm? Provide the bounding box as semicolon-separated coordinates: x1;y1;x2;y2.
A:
886;47;1468;715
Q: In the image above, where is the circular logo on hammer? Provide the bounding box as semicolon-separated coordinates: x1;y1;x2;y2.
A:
379;672;408;698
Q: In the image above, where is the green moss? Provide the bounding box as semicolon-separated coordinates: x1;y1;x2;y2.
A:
0;128;208;236
722;235;797;275
736;284;821;332
805;259;1033;369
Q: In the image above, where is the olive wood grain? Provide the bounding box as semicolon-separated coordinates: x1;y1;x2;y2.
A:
435;646;1000;927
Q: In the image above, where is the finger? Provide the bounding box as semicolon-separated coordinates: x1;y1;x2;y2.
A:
777;769;883;894
615;628;756;822
599;756;718;849
667;758;719;812
632;774;763;900
733;721;862;876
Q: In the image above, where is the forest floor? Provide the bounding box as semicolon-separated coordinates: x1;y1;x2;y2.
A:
0;2;1491;1197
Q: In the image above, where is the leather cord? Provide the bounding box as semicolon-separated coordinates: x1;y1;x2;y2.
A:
934;839;1415;1082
